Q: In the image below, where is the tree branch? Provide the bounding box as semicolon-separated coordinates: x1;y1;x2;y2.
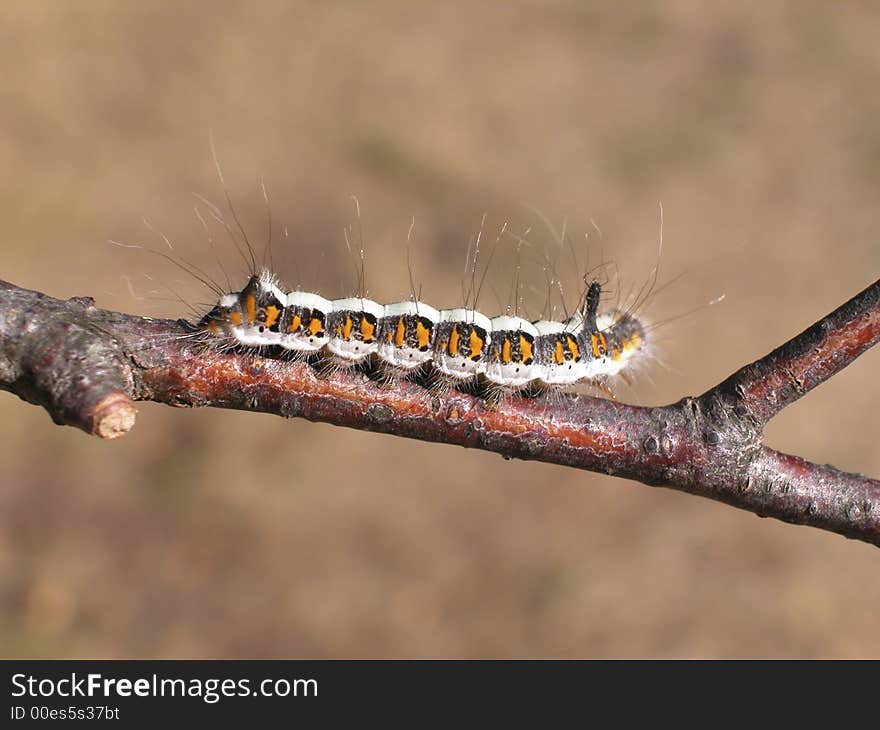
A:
1;277;878;546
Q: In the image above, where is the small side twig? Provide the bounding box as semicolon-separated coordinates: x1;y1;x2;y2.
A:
0;277;878;546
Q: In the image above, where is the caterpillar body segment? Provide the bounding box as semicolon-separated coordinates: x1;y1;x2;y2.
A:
529;280;603;388
198;292;242;340
432;309;492;386
595;310;646;379
376;301;442;380
325;297;385;367
281;291;332;354
530;319;588;387
484;316;539;391
197;272;286;348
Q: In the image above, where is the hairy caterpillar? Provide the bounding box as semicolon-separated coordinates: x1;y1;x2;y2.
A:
195;265;645;398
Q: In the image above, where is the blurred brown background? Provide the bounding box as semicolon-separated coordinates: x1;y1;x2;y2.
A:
1;2;878;658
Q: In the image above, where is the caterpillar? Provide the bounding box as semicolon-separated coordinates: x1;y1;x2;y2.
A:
195;265;646;398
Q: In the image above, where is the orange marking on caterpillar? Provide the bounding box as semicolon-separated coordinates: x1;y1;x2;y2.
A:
308;317;323;336
519;335;533;364
289;314;302;332
360;316;376;342
265;305;281;329
448;326;460;357
394;318;406;348
622;333;643;354
230;311;242;326
245;294;257;325
342;315;354;340
469;329;485;360
416;321;431;349
553;340;565;365
501;337;512;364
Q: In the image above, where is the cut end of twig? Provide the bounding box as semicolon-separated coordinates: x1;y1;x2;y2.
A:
90;392;137;439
